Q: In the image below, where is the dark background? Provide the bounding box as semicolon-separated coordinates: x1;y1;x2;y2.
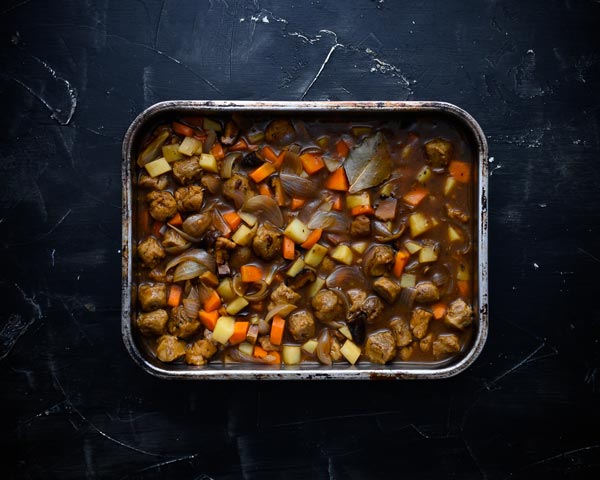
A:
1;0;599;478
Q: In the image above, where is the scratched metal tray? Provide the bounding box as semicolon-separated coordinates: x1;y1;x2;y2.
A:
122;100;488;380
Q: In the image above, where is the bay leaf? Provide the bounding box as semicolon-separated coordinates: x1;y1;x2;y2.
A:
344;132;392;193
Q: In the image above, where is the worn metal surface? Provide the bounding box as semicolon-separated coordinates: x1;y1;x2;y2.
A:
122;100;489;380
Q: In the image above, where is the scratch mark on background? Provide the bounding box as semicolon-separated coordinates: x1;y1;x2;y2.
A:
578;247;600;264
520;445;600;470
0;0;31;16
0;285;43;361
6;208;72;247
154;0;167;47
301;30;343;99
486;343;546;389
31;55;78;124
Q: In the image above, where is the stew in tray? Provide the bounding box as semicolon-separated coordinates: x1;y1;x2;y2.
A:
133;113;475;367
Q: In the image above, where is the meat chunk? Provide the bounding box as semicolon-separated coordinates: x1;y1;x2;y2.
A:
414;281;440;303
185;338;218;366
330;337;343;362
252;224;283;261
146;190;177;221
223;173;256;203
359;296;384;323
373;277;402;303
410;308;433;339
348;288;368;314
258;336;278;352
399;344;414;361
138;283;167;311
149;266;173;283
419;333;434;353
365;331;397;364
311;289;345;324
287;269;316;290
175;186;204;212
433;334;461;358
139;172;167;190
137;309;168;336
444;299;473;330
156;334;186;362
445;204;470;223
168;306;201;338
363;245;394;276
319;256;336;275
270;283;301;306
172;157;203;184
137;236;166;268
229;246;252;269
350;215;371;237
389;316;413;347
375;198;397;221
162;229;188;251
265;118;296;146
424;138;453;168
287;310;316;342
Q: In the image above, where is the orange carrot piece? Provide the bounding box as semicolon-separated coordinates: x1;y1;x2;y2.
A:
432;303;447;320
300;228;323;249
229;321;249;345
403;188;429;206
300;153;325;175
283;236;295;260
449;161;471;183
350;205;375;216
203;290;222;312
167;285;182;307
229;138;249;151
258;183;273;197
457;280;470;297
167;212;183;227
325;168;349;191
249;163;276;183
392;250;410;278
262;146;282;167
210;142;225;160
290;198;306;210
152;221;165;237
198;309;219;330
172;121;194;137
253;345;268;358
222;211;242;230
332;194;343;211
270;315;285;346
335;138;350;158
240;265;264;283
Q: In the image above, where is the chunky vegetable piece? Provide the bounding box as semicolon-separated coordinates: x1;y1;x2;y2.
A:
134;114;476;366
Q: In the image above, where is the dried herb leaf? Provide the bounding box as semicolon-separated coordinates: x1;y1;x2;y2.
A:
344;132;392;193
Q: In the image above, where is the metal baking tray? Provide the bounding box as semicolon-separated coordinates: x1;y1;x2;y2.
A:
122;100;488;380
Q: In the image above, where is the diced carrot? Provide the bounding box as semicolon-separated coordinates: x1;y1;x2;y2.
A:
198;309;219;330
240;265;264;283
335;138;350;158
222;211;241;231
229;321;249;345
270;315;285;346
457;280;470;297
350;205;375;216
300;153;325;175
432;303;447;320
203;290;222;312
258;183;272;197
172;121;194;137
449;161;471;183
272;177;286;206
167;285;182;307
277;151;286;167
167;212;183;227
249;162;276;183
332;194;343;211
152;221;165;237
253;345;268;358
229;138;249;151
300;228;323;249
392;250;410;278
210;142;225;160
262;146;282;167
325;168;349;191
403;188;429;206
283;236;295;260
199;270;219;288
290;198;306;210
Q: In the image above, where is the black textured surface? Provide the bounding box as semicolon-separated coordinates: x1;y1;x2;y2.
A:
1;0;599;478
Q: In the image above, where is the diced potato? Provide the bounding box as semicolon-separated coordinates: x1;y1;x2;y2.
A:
238;211;257;227
330;245;353;265
282;345;302;365
338;325;352;340
302;339;318;354
340;340;361;365
284;218;311;244
448;226;462;242
213;316;236;344
419;246;439;263
217;278;237;302
416;166;432;184
232;224;255;246
457;262;471;281
178;136;203;156
431;217;440;227
239;342;254;356
379;182;394;198
198;153;218;173
203;117;222;131
351;241;368;254
346;191;370;209
409;212;431;237
399;273;416;288
226;296;249;315
286;257;305;277
444;177;457;196
305;244;328;267
162;144;183;162
144;157;171;177
307;276;325;297
404;240;422;254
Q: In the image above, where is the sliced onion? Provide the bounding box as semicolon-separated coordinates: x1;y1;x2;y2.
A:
182;213;212;238
221;152;241;179
307;211;350;233
281;150;302;175
212;209;232;236
242;195;283;228
174;261;206;282
257;319;270;334
372;221;406;243
232;273;247;297
164;242;191;254
398;287;416;309
279;173;318;199
316;329;332;366
326;266;366;290
265;303;297;324
228;348;277;364
298;198;324;223
244;280;269;302
165;248;216;274
182;286;201;319
265;259;285;285
137;130;169;167
203;130;216;153
167;223;203;243
323;154;343;173
201;174;221;194
197;283;214;304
